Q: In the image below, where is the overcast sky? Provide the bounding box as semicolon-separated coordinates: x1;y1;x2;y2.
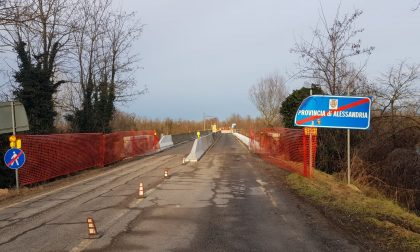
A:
116;0;420;120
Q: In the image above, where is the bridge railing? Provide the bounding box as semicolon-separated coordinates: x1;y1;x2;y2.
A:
17;130;159;186
249;127;317;177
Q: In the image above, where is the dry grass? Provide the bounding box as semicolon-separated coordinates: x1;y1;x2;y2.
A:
286;170;420;252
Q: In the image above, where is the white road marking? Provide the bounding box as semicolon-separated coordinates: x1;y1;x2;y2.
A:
256;179;278;207
256;179;267;186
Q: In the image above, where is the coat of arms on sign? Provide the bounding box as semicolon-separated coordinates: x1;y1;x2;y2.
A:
329;99;338;110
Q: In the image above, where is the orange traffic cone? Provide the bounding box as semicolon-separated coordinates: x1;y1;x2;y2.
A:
139;182;145;198
164;169;169;179
86;217;100;239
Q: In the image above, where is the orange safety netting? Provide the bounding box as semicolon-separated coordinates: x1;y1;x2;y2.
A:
17;131;159;186
250;127;317;177
103;130;159;165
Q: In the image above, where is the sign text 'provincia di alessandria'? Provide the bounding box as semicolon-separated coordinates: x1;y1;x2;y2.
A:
294;95;372;130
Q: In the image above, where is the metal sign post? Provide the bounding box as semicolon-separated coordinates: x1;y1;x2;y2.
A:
347;128;351;184
11;101;20;192
347;87;351;185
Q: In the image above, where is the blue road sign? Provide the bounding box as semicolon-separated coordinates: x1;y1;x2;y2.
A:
4;148;26;169
294;95;371;130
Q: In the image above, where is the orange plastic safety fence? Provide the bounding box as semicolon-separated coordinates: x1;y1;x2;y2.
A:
17;131;158;186
103;130;158;165
250;128;317;177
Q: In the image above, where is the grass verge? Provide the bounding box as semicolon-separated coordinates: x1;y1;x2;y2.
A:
286;170;420;252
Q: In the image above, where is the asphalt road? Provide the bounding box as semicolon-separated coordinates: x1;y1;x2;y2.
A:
0;134;361;251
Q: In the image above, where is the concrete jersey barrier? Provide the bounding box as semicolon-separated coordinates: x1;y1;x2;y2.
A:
233;132;261;151
233;133;250;147
185;133;215;162
159;135;174;150
159;130;211;150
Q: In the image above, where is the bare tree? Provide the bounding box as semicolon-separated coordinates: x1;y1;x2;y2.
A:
249;73;287;127
0;0;77;58
0;0;36;36
103;8;145;102
291;7;374;95
375;61;420;116
0;0;78;133
65;0;110;111
374;61;420;144
70;0;144;103
62;0;144;132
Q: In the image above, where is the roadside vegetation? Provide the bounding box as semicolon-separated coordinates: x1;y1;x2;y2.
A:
283;7;420;213
286;171;420;251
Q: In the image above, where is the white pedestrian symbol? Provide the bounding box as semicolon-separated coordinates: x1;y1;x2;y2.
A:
11;151;19;166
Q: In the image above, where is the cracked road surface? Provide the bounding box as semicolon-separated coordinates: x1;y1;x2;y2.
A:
0;134;361;251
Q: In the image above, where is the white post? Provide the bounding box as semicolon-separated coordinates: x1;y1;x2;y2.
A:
11;101;19;192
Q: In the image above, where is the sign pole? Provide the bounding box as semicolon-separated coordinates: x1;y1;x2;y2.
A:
11;101;19;192
347;87;351;185
347;128;351;184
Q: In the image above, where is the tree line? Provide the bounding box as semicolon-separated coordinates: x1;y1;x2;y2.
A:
0;0;143;134
105;110;266;137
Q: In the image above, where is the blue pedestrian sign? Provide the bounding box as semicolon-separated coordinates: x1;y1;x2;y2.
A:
4;148;26;169
294;95;372;130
